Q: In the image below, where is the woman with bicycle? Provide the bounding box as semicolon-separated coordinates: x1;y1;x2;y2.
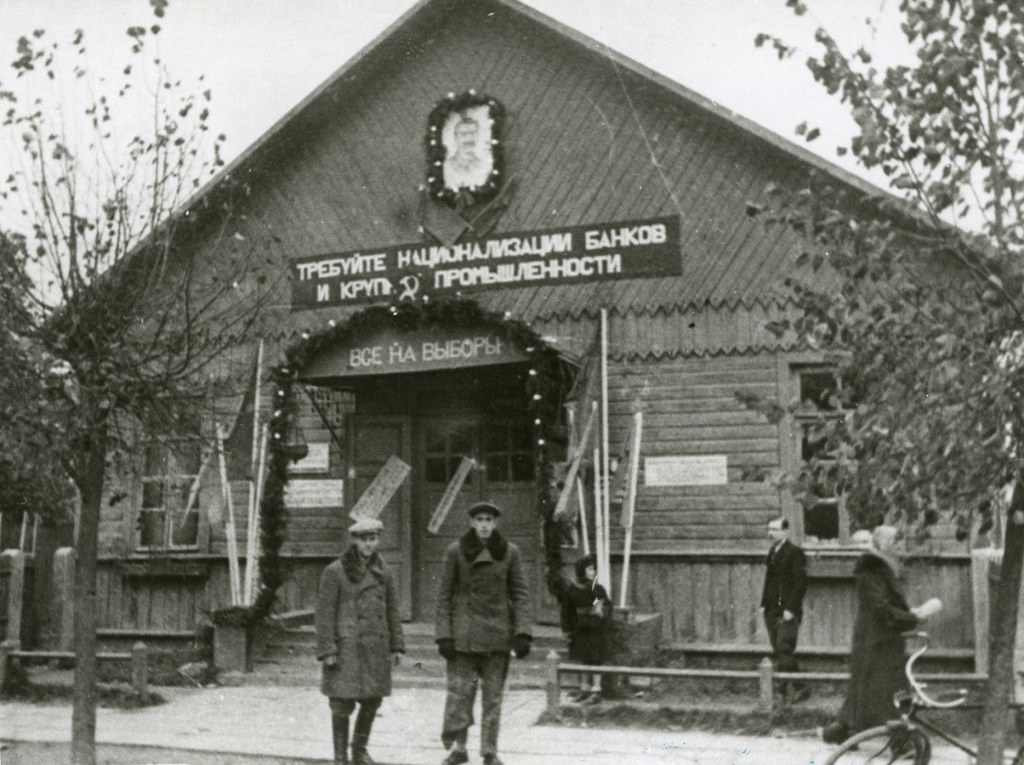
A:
823;525;943;745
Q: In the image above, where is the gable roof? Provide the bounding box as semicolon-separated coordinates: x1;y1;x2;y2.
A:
178;0;879;328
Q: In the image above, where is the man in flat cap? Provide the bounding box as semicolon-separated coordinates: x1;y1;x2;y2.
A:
316;516;404;765
435;501;532;765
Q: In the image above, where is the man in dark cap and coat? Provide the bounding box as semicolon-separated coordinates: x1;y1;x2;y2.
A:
316;516;404;765
435;501;532;765
759;516;809;702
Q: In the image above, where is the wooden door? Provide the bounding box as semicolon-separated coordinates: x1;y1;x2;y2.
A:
413;416;543;622
346;415;412;620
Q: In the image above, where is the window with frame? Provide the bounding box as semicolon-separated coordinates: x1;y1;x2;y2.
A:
794;367;853;545
137;429;203;551
483;420;534;483
424;422;474;484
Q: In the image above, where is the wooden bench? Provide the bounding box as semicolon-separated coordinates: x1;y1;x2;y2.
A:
0;639;150;697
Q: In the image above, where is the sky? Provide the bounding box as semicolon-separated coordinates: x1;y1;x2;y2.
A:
0;0;907;225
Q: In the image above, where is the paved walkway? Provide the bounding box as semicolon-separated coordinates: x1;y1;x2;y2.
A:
1;685;975;764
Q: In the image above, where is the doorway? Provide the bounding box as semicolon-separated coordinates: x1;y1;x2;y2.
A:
412;414;538;621
345;365;544;621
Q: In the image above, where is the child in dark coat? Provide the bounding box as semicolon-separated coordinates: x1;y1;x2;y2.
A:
558;554;613;702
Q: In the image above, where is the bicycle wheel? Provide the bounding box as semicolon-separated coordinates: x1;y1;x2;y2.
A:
823;724;931;764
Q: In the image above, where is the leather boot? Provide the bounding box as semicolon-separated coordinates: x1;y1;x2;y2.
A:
331;713;350;765
351;704;377;765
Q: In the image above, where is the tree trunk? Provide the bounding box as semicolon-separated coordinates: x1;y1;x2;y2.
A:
71;409;108;765
977;478;1024;765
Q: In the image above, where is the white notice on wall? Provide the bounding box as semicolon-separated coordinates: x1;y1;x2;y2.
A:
644;455;727;486
284;479;344;508
288;442;330;474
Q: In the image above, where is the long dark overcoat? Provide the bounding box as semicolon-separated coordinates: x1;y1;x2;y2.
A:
557;577;612;665
839;552;919;733
435;529;532;653
315;547;404;699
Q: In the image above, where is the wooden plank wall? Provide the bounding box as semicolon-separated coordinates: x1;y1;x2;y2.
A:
94;557;333;631
91;553;973;655
613;555;974;651
606;354;781;552
208;388;353;559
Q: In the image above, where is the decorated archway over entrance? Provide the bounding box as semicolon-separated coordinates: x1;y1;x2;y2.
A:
251;299;569;621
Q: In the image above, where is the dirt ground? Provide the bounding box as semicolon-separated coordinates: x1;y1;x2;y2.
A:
0;741;328;765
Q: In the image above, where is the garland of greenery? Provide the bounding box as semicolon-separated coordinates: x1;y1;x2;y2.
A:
425;90;506;209
246;298;567;623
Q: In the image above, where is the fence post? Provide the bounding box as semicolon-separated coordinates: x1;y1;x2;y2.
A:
970;548;994;675
2;550;26;644
0;638;18;689
545;650;561;718
131;642;149;698
758;657;774;714
52;548;75;652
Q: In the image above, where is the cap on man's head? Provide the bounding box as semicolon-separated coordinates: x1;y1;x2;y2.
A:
349;517;384;536
467;501;501;518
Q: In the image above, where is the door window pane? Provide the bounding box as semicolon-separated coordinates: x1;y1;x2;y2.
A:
483;421;534;484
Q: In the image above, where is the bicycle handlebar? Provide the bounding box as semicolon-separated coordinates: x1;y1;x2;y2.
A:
903;632;968;709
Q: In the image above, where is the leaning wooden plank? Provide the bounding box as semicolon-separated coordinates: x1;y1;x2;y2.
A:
349;455;411;520
552;401;597;522
427;457;476;534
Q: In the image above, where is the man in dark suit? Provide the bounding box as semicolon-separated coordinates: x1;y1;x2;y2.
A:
759;516;809;702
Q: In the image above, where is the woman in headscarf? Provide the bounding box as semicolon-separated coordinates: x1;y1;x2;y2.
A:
823;525;942;743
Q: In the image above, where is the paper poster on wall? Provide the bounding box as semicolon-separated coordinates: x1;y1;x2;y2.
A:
288;442;330;474
644;455;727;486
284;479;345;508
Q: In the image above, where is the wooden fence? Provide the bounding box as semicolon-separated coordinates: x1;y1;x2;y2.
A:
612;553;974;655
38;551;978;664
545;652;988;718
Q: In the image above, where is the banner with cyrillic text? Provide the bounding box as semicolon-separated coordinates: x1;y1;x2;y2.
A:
290;215;680;310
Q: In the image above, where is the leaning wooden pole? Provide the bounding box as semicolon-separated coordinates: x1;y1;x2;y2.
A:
215;423;242;606
593;443;607;591
576;477;590;556
600;308;611;587
243;341;264;605
618;410;643;608
244;424;269;605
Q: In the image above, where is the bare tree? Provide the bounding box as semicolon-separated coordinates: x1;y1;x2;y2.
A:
1;5;273;762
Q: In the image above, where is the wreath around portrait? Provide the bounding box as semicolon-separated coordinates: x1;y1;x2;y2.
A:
425;90;506;209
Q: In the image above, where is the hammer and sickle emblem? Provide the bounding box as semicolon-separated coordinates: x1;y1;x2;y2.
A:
398;275;420;302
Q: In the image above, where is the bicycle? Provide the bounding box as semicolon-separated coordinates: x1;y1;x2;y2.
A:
823;632;1024;764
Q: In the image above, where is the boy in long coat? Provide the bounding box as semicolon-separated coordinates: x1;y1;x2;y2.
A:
316;517;405;765
823;525;942;743
435;501;532;765
557;554;612;702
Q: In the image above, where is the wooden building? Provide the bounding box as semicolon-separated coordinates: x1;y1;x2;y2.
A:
75;0;975;662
